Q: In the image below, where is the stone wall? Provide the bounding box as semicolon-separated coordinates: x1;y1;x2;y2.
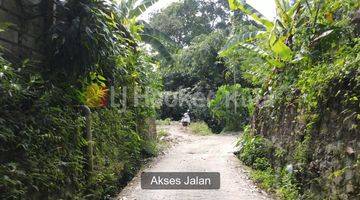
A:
251;72;360;198
0;0;45;61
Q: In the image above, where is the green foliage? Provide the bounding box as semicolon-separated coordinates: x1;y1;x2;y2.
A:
237;125;301;198
223;0;360;130
251;168;300;200
138;20;178;62
158;86;225;133
118;0;160;19
296;40;360;111
239;128;300;199
275;147;286;159
276;169;300;200
225;0;302;64
47;0;134;84
149;0;230;46
253;157;272;171
173;30;228;86
109;0;176;62
151;0;234;133
0;70;87;199
156;118;172;125
158;31;229;133
143;139;159;157
228;1;359;199
237;126;272;168
157;129;169;138
1;0;161;199
209;84;253;131
189;122;213;136
0;58;158;199
224;0;360;110
293;133;311;164
251;168;276;190
228;0;273;29
92;109;141;176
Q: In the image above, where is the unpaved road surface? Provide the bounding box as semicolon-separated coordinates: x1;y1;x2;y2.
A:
117;124;272;200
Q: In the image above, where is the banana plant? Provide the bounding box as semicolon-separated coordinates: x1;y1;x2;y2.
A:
117;0;160;19
116;0;176;62
137;20;180;61
222;0;306;65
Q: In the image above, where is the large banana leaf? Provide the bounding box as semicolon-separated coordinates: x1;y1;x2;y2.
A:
137;20;178;62
238;43;269;58
220;31;265;56
270;36;292;61
275;0;291;26
115;0;173;61
227;0;295;62
117;0;159;19
117;0;134;18
129;0;160;18
288;0;305;17
228;0;274;29
138;20;179;49
140;34;174;62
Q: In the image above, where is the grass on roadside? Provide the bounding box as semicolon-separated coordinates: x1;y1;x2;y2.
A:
157;129;171;150
189;122;213;136
157;129;169;138
237;126;300;200
156;118;172;125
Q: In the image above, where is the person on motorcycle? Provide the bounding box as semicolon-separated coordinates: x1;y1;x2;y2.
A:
181;110;191;126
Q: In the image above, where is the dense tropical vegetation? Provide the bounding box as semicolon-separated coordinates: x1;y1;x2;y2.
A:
1;0;161;198
154;0;359;198
225;0;359;199
0;0;359;199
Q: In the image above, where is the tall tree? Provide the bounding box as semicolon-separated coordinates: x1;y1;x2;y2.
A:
149;0;230;46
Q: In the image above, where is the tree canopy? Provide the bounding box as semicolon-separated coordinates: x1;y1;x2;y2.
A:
150;0;230;46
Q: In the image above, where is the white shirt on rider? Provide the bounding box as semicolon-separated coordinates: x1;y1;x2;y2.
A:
182;113;190;123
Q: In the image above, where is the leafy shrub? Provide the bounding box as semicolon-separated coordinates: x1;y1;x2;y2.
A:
253;157;271;171
0;74;87;199
0;57;153;199
0;0;160;198
189;122;213;136
156;118;171;125
251;168;300;200
224;0;359;198
276;169;300;200
293;133;311;165
91;109;142;189
251;168;276;191
209;84;253;131
237;127;300;199
237;126;272;167
141;139;159;158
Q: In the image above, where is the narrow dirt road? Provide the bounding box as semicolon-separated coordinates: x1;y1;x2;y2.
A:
117;124;272;200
